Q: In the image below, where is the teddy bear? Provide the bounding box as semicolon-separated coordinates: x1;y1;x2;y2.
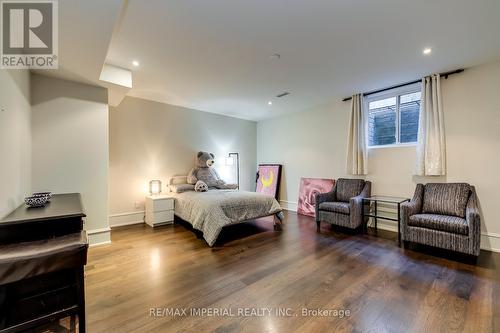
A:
187;151;238;189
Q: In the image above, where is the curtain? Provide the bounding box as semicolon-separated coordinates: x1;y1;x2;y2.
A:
346;94;368;175
415;74;446;176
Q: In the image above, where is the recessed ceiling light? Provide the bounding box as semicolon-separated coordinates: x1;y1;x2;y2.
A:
270;53;281;60
132;60;140;66
423;48;432;55
268;101;273;105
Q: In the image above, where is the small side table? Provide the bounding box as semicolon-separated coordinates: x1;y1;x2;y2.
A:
362;196;410;246
145;195;174;227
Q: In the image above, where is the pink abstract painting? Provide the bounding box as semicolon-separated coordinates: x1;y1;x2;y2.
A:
256;164;282;199
297;178;335;217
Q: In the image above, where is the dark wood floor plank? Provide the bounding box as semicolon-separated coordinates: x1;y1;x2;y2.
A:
75;211;500;333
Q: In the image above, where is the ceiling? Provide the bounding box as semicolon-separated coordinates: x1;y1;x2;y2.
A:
32;0;123;86
40;0;500;121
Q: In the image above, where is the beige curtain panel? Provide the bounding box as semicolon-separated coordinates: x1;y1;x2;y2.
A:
346;94;368;175
415;74;447;176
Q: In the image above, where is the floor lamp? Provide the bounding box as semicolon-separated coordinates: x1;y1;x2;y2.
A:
226;152;240;189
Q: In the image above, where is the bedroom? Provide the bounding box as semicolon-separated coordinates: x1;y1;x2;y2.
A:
1;0;500;332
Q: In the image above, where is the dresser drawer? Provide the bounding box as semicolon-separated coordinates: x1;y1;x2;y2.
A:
153;198;174;211
154;210;174;223
146;210;174;226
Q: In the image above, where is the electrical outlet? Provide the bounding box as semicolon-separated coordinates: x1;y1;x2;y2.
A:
134;201;143;209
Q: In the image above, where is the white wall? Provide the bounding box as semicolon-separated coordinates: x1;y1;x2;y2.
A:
0;70;31;218
257;59;500;252
109;96;257;227
31;74;110;245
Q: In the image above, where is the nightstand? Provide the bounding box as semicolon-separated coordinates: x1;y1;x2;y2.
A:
145;195;174;227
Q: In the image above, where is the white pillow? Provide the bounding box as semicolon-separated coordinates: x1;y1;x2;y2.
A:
169;176;188;185
169;184;195;193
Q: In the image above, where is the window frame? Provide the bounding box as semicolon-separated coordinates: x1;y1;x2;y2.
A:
364;83;422;149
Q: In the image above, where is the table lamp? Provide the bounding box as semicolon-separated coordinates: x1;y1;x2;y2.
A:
149;180;162;195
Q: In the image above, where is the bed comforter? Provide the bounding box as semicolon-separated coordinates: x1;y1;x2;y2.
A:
171;190;282;246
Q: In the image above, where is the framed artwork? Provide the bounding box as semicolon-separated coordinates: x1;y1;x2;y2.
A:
256;164;282;199
297;178;335;217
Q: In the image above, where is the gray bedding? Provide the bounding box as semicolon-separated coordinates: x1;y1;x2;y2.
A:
171;189;283;246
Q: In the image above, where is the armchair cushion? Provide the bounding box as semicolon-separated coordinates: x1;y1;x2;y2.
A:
408;214;468;235
422;183;470;218
319;202;350;214
336;179;365;203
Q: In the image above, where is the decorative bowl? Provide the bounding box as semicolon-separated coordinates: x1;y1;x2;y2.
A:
25;195;49;208
32;192;52;201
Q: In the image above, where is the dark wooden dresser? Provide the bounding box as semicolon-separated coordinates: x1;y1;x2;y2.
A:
0;193;88;333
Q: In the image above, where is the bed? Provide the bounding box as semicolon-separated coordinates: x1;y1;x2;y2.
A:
169;176;284;246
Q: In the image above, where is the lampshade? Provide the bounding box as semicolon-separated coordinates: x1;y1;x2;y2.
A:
226;152;240;190
149;180;162;195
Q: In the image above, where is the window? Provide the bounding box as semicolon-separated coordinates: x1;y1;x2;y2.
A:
366;85;421;147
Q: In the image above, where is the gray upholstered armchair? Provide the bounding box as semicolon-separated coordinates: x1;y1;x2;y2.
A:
401;183;480;256
315;178;371;231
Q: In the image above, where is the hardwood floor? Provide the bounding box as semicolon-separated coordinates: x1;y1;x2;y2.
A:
43;211;500;332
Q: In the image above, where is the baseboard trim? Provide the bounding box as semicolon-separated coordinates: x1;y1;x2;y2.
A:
89;240;112;247
370;219;398;233
109;211;145;228
481;232;500;253
279;200;297;212
87;227;111;246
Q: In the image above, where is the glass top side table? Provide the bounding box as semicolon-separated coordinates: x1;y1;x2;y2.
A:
362;196;410;246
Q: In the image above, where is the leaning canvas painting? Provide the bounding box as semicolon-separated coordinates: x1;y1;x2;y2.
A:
256;164;282;199
297;178;335;217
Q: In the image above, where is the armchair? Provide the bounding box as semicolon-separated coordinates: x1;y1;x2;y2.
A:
315;178;371;231
401;183;480;256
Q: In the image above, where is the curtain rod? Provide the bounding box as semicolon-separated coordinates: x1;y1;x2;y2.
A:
342;68;464;102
